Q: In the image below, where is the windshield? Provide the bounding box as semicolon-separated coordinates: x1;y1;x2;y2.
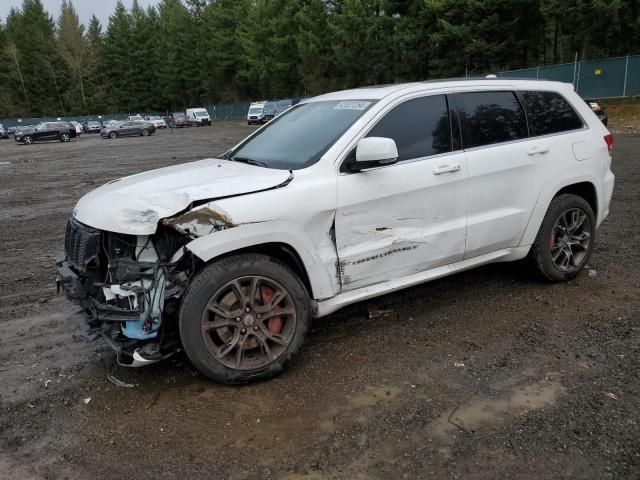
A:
263;103;276;114
249;107;263;114
229;100;374;170
195;110;208;117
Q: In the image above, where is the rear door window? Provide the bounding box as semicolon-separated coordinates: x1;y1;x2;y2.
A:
519;91;584;136
456;91;528;148
366;95;452;161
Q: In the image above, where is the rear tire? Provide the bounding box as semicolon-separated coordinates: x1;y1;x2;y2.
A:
60;133;70;142
529;194;596;282
179;253;311;384
141;129;149;136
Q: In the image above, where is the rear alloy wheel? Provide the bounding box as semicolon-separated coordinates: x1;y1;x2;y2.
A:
60;133;70;142
109;131;117;139
23;135;33;145
141;129;149;136
530;194;596;281
180;253;311;384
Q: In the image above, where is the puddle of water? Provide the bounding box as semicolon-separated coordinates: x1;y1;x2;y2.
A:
347;385;402;408
430;380;565;440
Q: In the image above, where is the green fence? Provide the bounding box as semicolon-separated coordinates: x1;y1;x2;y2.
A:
496;54;640;98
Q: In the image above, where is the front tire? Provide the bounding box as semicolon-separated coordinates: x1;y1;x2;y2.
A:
109;131;117;139
141;129;150;136
179;253;311;384
60;133;70;142
529;194;596;281
23;135;33;145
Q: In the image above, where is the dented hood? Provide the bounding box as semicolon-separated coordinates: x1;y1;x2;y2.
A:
73;158;292;235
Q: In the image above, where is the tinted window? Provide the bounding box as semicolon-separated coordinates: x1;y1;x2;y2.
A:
366;95;452;161
520;91;583;136
457;91;528;148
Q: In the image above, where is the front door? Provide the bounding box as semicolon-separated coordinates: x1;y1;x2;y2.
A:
335;94;468;291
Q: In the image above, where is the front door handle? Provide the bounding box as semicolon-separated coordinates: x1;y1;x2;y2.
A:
433;163;461;175
527;146;549;156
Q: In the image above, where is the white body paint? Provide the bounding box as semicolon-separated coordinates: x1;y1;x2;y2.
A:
72;79;614;317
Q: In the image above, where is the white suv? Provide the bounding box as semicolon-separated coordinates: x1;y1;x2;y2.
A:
57;79;615;383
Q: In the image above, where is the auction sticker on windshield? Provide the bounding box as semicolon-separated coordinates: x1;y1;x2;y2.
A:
333;101;371;110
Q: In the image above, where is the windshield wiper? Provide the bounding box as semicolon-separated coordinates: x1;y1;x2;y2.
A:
232;157;268;168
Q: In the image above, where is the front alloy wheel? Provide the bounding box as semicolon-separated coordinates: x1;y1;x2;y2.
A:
23;136;33;145
180;253;311;384
201;276;297;371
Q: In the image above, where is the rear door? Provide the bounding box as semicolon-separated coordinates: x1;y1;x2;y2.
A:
454;90;537;258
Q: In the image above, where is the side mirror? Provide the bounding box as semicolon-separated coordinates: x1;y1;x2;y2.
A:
349;137;398;172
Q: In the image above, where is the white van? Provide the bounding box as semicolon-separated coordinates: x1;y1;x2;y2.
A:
186;108;211;126
247;101;266;125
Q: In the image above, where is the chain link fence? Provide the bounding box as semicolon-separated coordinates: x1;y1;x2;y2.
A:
496;54;640;98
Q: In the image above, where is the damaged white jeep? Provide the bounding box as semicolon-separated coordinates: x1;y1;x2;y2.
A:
57;79;615;383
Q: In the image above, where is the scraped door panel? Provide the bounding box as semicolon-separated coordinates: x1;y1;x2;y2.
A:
336;153;468;291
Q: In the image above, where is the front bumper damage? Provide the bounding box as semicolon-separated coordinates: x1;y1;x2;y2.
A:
56;217;188;366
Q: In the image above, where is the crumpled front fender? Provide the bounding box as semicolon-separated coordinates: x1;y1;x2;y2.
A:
184;219;337;300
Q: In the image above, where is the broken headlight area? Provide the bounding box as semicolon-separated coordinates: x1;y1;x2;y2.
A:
56;217;193;365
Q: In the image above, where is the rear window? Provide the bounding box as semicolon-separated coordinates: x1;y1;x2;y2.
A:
519;91;584;136
366;95;452;161
456;91;528;148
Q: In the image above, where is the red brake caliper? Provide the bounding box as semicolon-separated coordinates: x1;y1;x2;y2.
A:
260;286;282;334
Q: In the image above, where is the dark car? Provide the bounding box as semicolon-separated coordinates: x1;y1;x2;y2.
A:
14;122;76;144
169;112;189;128
261;101;278;122
101;120;156;139
83;120;102;133
0;124;8;139
585;99;608;126
274;99;293;118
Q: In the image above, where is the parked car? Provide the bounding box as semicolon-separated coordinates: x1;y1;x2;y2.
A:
186;108;211;126
101;120;156;138
127;115;144;122
274;99;293;117
145;116;167;129
68;121;83;135
10;125;32;136
169;112;189;128
247;102;266;125
57;79;614;383
261;100;278;122
585;99;608;126
83;121;102;133
0;124;8;139
15;122;76;144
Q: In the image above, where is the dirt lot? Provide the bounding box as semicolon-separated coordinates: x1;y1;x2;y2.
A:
0;124;638;480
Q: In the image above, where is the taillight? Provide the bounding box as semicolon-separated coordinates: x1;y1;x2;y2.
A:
604;134;613;153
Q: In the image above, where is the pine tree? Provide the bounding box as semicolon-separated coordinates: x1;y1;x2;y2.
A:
103;1;134;112
57;0;90;112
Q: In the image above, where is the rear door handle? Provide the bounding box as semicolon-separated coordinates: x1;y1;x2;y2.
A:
527;146;549;156
433;163;461;175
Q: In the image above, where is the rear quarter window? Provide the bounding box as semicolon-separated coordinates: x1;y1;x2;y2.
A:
519;91;584;136
456;91;528;148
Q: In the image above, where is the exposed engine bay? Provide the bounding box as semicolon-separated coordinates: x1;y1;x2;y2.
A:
56;216;198;366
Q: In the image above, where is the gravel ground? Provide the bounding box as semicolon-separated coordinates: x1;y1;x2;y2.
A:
0;125;638;480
